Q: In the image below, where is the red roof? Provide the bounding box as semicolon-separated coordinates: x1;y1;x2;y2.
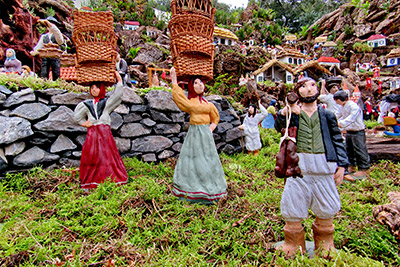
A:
60;66;77;81
317;57;340;63
367;34;386;41
125;21;140;26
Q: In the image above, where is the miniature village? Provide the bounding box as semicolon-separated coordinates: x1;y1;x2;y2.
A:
0;0;400;266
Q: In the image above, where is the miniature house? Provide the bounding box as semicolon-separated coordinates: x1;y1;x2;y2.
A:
367;34;386;48
284;35;297;46
314;36;327;49
390;78;400;90
318;57;340;68
278;49;307;66
386;48;400;67
123;21;140;31
254;59;295;84
322;41;337;51
213;27;238;46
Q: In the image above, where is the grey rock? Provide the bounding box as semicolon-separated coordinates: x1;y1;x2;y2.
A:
0;148;7;171
221;144;235;155
0;85;12;95
141;118;156;127
0;110;10;116
59;158;80;168
62;151;73;158
158;150;174;159
216;142;225;151
170;137;180;143
119;123;151;137
114;104;130;114
76;135;86;146
219;111;235;122
215;122;233;134
231;119;240;127
154;123;181;134
211;102;222;113
36;131;57;138
150;110;171;122
131;136;173;153
145;90;180;112
178;132;187;139
34;106;86;132
213;133;221;142
50;134;77;153
206;95;223;101
171;112;185;122
124;113;142;123
172;142;182;152
72;151;82;157
51;92;91;105
37;88;68;96
220;98;230;109
226;127;242;142
114;137;131;154
110;112;124;131
130;104;147;112
0;116;33;145
38;97;50;104
5;142;25;156
13;147;60;167
0;92;6;105
30;137;52;145
122;87;142;104
10;103;51;121
142;153;157;162
3;88;35;107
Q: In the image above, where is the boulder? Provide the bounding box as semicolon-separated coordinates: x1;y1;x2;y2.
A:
13;146;60;167
150;110;172;122
122;87;142;104
171;112;185;122
145;90;180;112
141;118;156;127
0;85;12;95
0;92;6;105
51;92;91;105
0;116;33;145
76;135;86;146
34;106;86;132
10;103;51;120
50;134;77;153
5;142;25;156
3;88;35;107
142;153;157;162
172;142;182;152
114;104;130;115
110;112;124;131
114;137;131;154
130;104;148;113
124;113;142;122
158;150;174;159
0;148;8;171
119;123;151;138
154;123;181;134
215;122;233;134
226;127;242;142
131;136;173;153
36;88;67;96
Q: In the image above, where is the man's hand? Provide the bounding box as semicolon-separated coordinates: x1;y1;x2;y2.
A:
30;50;38;56
334;167;345;186
115;71;122;83
38;19;52;28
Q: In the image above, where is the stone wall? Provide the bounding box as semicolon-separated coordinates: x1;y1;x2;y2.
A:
0;85;243;173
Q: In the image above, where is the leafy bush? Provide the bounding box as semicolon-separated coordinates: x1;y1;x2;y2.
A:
353;42;373;53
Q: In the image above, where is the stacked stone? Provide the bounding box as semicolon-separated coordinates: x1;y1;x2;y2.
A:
0;85;242;173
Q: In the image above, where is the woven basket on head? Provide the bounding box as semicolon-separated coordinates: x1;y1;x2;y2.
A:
171;35;214;58
173;54;213;81
75;62;115;86
171;0;214;18
73;10;114;29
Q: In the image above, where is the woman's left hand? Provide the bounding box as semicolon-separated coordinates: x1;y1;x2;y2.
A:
334;167;345;186
209;123;217;132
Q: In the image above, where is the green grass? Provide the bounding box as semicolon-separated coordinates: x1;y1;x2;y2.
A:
0;129;399;266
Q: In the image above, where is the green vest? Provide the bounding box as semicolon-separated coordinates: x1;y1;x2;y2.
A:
297;110;325;154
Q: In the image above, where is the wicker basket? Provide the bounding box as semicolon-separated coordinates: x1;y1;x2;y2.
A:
168;14;214;40
75;43;117;64
60;53;76;67
38;43;63;58
173;54;213;81
73;10;114;29
171;35;214;58
72;25;116;46
171;0;214;18
75;62;115;86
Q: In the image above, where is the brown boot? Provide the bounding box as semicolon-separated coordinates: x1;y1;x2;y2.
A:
279;221;306;257
348;166;357;173
253;150;259;156
312;218;335;254
353;170;368;178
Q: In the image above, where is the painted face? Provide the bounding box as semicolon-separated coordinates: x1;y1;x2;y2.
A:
6;49;13;58
193;78;204;95
330;85;339;94
334;99;345;106
298;80;318;98
248;106;255;115
90;84;100;97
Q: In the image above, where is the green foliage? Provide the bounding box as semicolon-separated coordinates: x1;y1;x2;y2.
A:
312;24;320;37
300;25;309;38
236;28;246;41
143;2;155;26
364;120;381;129
45;7;56;18
344;24;354;36
380;0;390;13
137;86;171;96
353;42;373;53
327;30;336;41
205;73;232;95
259;80;276;87
128;47;141;60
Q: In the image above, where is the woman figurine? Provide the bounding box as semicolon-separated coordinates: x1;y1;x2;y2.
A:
3;49;22;73
74;71;128;189
170;67;227;204
239;100;269;156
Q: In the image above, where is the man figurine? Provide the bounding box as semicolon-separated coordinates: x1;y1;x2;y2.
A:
275;77;349;257
30;17;64;80
318;79;341;116
334;90;370;178
116;53;131;86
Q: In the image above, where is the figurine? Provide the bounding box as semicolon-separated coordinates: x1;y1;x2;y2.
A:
74;71;128;189
239;100;269;156
170;67;227;204
275;77;349;257
2;49;22;73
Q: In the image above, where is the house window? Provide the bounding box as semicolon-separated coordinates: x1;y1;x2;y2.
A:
298;59;302;64
288;58;293;64
221;38;225;45
374;42;378;48
287;75;292;82
258;75;263;82
294;58;298;65
398;58;400;65
379;40;384;45
228;39;232;46
390;58;396;65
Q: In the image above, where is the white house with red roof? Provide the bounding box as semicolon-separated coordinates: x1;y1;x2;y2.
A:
124;21;140;31
317;57;340;68
367;34;386;48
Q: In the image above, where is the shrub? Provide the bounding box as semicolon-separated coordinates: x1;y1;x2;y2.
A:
353;42;373;53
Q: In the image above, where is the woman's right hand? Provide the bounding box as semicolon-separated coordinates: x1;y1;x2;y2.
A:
170;67;177;85
81;120;93;128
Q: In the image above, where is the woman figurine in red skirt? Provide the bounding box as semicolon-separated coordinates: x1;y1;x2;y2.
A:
74;71;128;189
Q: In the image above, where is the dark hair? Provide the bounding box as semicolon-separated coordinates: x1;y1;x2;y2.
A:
333;90;348;101
293;77;317;96
247;104;257;117
188;76;206;103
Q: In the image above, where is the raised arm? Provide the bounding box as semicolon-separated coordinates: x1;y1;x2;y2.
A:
105;71;123;113
170;67;192;113
255;100;269;123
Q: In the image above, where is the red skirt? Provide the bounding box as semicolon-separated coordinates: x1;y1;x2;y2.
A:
80;124;127;188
